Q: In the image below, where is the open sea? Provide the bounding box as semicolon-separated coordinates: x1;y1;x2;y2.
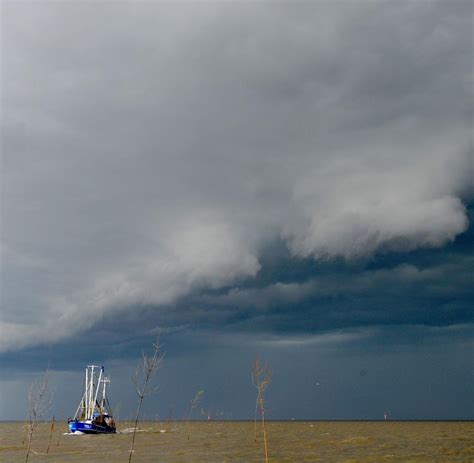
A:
1;420;473;462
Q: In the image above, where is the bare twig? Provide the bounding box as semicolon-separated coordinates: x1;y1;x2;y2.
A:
186;389;204;440
21;420;28;446
45;415;55;454
128;338;163;463
254;392;259;442
252;355;271;463
25;367;51;463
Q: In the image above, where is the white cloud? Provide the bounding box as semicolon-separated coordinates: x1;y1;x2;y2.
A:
286;147;469;258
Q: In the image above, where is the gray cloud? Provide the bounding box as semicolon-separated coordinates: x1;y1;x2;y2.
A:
1;1;472;351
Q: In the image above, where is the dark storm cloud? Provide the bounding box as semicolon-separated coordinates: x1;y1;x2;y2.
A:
74;207;473;342
97;238;474;341
1;1;472;354
4;216;469;375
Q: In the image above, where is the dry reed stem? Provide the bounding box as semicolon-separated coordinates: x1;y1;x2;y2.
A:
128;338;163;463
252;355;271;463
187;389;204;440
21;421;28;446
45;415;55;454
25;367;51;463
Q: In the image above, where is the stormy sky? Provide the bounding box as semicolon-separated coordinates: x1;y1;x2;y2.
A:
1;1;473;420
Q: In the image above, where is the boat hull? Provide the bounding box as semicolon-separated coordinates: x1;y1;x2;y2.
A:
68;420;116;434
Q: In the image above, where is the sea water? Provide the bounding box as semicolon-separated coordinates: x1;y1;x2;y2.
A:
1;420;473;462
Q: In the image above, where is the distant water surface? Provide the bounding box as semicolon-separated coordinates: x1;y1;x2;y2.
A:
1;420;473;462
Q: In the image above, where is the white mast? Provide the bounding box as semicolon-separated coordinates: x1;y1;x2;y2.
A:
101;376;110;413
86;365;101;420
85;367;89;417
89;365;94;419
73;391;87;420
92;367;103;416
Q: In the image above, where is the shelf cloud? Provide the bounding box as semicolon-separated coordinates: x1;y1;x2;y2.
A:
2;1;472;353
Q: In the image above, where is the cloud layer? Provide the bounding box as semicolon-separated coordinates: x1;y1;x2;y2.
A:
1;1;472;352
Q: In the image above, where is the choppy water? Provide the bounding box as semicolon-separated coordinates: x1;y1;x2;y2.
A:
1;421;473;462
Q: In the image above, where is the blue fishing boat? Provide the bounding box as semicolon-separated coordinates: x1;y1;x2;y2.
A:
68;365;116;434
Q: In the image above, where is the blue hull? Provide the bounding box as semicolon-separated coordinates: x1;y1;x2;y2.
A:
69;420;116;434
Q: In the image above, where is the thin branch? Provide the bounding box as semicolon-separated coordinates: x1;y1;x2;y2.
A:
45;416;55;454
187;389;204;440
252;355;271;463
25;367;51;463
128;338;163;463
